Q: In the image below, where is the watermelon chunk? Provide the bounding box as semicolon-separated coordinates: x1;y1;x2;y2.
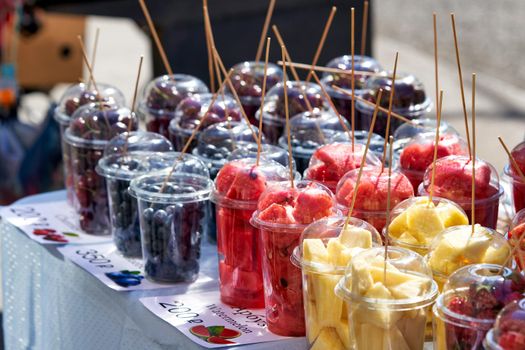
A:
258;203;296;224
293;188;334;224
257;188;297;211
215;161;267;201
400;134;465;171
308;143;363;183
511;141;525;175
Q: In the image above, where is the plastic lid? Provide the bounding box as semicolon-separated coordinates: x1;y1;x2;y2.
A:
329;130;387;160
387;196;469;249
484;299;525;350
422;155;502;202
227;143;296;171
435;264;525;331
140;74;209;114
393;118;458;153
357;72;432;116
169;93;242;135
226;61;283;101
335;166;414;210
251;180;336;229
277;110;350;157
291;215;381;274
321;55;382;96
335;246;437;309
64;102;137;149
510;141;525;177
256;81;328;124
54;82;126;125
426;225;511;278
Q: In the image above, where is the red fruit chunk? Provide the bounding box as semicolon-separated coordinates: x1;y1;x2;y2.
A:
499;331;525;350
257;188;296;211
400;134;465;171
292;188;333;224
216;162;267;201
308;143;363;183
207;336;236;344
447;296;473;316
258;204;296;224
215;162;239;194
219;328;242;338
511;141;525;176
189;325;211;338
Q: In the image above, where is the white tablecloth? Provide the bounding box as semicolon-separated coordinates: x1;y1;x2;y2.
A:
1;191;306;350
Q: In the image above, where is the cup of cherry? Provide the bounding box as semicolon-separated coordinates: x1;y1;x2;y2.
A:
137;74;209;138
484;299;525;350
96;131;174;257
168;93;242;152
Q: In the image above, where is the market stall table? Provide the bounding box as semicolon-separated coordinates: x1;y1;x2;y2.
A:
1;191;306;350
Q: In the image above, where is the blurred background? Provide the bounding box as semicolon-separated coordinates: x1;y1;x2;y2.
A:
0;0;524;205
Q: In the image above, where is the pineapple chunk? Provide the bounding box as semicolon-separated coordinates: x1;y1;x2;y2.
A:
339;226;373;248
303;239;329;264
357;323;385;349
389;279;430;299
406;204;445;243
384;326;411;350
437;202;469;227
313;274;344;328
398;231;420;246
306;300;321;343
351;260;375;294
335;320;350;349
389;210;408;238
310;328;345;350
483;245;510;265
364;282;393;299
328;238;366;267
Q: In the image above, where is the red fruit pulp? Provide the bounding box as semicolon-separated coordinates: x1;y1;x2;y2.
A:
206;336;236;344
510;141;525;176
219;328;242;338
189;325;211;338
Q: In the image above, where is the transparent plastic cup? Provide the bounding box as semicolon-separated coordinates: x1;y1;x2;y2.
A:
64;102;137;234
129;170;213;283
291;216;381;349
250;180;336;336
96;132;175;257
227;142;296;171
321;55;382;126
508;208;525;270
329;129;389;163
277;110;350;174
168;93;242;152
255;81;328;144
483;299;525;350
335;166;414;232
425;225;511;291
226;61;283;124
54;82;125;206
211;158;291;308
420;155;503;229
356;72;432;136
335;246;438;350
137;74;209;137
433;264;525;350
504;164;525;214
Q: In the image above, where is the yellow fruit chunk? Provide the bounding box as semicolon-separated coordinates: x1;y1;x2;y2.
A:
303;238;329;264
389;279;430;299
310;328;345;350
389;210;408;238
339;226;373;248
357;323;385;349
483;245;510;265
335;320;350;349
406;204;445;243
365;282;393;299
437;203;469;227
306;300;321;343
398;231;419;246
313;274;344;328
384;326;411;350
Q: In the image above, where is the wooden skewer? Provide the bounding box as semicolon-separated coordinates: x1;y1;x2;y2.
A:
350;7;356;151
433;13;439;124
360;0;369;56
123;56;145;154
343;89;384;230
202;1;215;92
77;36;100;97
305;6;337;82
277;60;383;77
255;0;276;62
256;37;272;166
429;90;444;204
499;236;523;274
383;135;394;284
87;27;100;89
471;73;476;235
451;13;472;158
381;52;399;168
281;46;295;189
498;137;525;183
139;0;173;76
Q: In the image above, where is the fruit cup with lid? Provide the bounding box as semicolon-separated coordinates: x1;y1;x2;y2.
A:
484;298;525;350
329;130;387;161
508;208;525;270
503;141;525;213
227;143;295;171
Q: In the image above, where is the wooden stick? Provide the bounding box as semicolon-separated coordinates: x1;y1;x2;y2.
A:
384;135;394;283
255;0;276;62
499;234;522;274
429;90;444;204
451;13;471;158
498;137;525;183
351;7;356;152
381;52;399;168
360;0;369;56
139;0;173;76
277;60;382;77
343;89;383;229
202;1;215;92
433;13;439;123
87;27;100;89
256;37;271;166
77;36;100;96
124;56;145;154
281;46;295;189
305;6;337;82
471;73;476;234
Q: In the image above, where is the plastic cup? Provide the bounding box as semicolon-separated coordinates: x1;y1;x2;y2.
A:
277;110;350;174
508;208;525;270
227;142;296;172
137;74;209;138
291;216;381;349
211;158;292;308
64;102;137;234
433;264;525;350
504;164;525;214
335;246;438;350
483;299;525;350
329;129;388;163
54;82;125;206
335;166;414;232
321;55;382;126
129;170;213;283
356;72;432;136
226;61;283;124
250;180;336;336
255;81;328;144
420;155;503;229
168;93;242;152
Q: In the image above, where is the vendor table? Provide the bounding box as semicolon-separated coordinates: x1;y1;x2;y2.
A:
1;191;305;350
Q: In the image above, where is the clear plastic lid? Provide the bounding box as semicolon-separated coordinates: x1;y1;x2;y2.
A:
399;132;469;172
393;118;458;153
54;82;126;125
388;196;469;249
304;143;381;187
335;166;414;210
357;72;432;117
277;110;350;157
335;246;438;309
422;155;502;202
96;131;174;180
251;180;336;228
435;264;525;329
226;61;283;102
291;215;381;273
169;93;242;135
328;130;387;159
64;102;137;149
227;142;295;171
211;157;291;207
321;55;382;97
256;81;328;124
510;140;525;177
140;74;209;114
426;225;511;278
484;299;525;350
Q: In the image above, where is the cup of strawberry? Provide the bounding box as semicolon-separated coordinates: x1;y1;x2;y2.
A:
484;299;525;350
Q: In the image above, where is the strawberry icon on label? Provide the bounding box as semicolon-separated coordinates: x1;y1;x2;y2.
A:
189;325;241;344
